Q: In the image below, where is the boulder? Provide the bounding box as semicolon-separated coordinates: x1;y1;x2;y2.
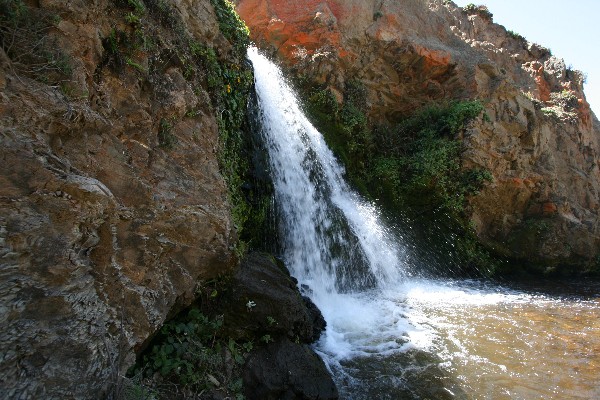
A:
216;252;335;399
219;252;326;344
243;339;338;400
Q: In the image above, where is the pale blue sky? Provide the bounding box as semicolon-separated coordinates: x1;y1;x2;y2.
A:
452;0;600;116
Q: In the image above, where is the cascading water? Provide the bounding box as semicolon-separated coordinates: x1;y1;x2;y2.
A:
247;47;404;295
248;47;600;400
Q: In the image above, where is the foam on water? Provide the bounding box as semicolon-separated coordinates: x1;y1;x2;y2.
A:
248;46;600;399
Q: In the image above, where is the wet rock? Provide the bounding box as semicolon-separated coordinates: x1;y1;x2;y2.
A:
243;339;338;400
302;295;327;342
219;252;326;343
237;0;600;271
213;253;335;399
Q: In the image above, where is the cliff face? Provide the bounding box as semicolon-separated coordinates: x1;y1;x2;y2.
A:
0;0;242;397
236;0;600;271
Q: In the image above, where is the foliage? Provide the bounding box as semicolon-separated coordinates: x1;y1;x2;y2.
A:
132;308;251;397
158;118;176;149
209;0;250;54
305;81;373;192
507;30;525;41
371;101;489;216
462;3;493;20
204;1;256;243
303;87;499;275
0;0;72;83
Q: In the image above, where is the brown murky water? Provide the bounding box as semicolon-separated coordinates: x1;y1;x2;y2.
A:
409;285;600;399
317;279;600;399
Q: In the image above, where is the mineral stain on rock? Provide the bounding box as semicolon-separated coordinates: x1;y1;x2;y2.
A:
236;0;600;272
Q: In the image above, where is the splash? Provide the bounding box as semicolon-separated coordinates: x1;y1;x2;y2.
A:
247;46;600;400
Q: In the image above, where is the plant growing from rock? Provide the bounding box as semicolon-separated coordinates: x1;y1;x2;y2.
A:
131;308;250;398
0;0;72;83
462;3;493;20
158;118;176;149
507;30;525;41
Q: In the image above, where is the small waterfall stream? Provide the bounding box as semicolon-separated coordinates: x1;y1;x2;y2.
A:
248;47;600;400
248;47;403;293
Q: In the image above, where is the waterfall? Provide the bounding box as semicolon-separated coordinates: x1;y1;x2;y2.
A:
248;47;404;294
247;47;600;400
248;45;415;386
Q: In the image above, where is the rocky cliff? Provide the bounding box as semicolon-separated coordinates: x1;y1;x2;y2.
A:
0;0;242;397
236;0;600;272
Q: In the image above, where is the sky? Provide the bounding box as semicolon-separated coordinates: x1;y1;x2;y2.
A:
452;0;600;116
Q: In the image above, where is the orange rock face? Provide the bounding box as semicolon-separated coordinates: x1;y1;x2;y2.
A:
238;0;343;61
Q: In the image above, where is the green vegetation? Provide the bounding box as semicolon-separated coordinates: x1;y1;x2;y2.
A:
462;3;493;20
210;0;250;54
369;101;497;274
130;307;250;399
204;0;261;246
0;0;72;84
305;81;372;193
507;30;525;41
157;118;176;149
303;78;500;274
306;87;490;218
371;101;491;216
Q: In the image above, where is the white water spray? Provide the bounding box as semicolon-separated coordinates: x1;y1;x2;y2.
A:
248;47;404;295
247;47;600;400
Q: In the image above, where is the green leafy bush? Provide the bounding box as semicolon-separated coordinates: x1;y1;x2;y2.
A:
304;81;373;191
462;3;493;20
371;101;489;215
210;0;250;53
507;30;525;41
158;118;176;149
132;308;251;397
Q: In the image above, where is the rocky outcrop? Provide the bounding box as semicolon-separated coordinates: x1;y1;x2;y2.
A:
219;253;326;344
236;0;600;271
243;339;338;400
0;0;243;398
218;253;337;400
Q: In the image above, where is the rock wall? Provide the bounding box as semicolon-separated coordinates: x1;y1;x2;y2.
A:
0;0;242;397
236;0;600;271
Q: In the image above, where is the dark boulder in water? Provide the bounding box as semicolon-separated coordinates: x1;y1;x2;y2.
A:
218;252;336;399
219;252;326;343
243;338;338;400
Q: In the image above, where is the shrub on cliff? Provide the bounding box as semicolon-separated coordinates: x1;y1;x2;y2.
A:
0;0;72;83
129;307;250;399
462;3;493;20
303;86;498;275
372;101;491;217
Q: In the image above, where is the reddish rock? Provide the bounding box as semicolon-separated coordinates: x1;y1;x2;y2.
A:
237;0;600;267
542;202;559;215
